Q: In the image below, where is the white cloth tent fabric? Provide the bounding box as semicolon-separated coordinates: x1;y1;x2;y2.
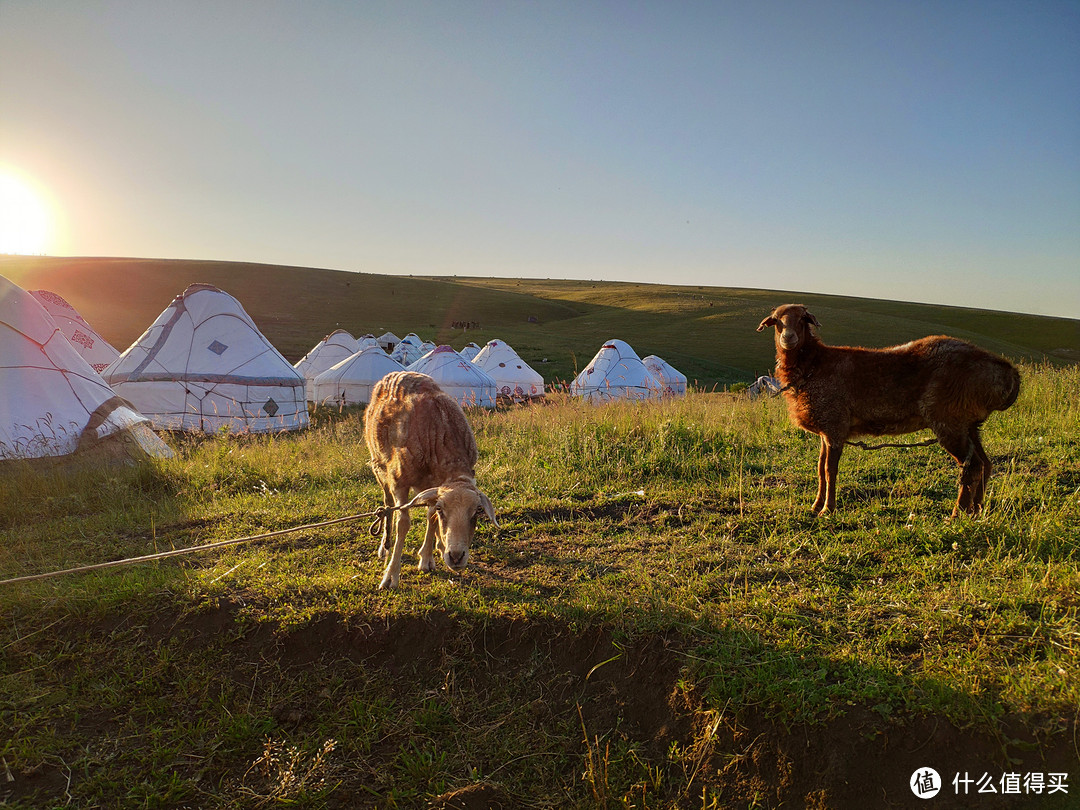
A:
294;330;361;401
471;339;545;401
311;346;405;406
408;345;497;408
29;289;121;374
375;331;400;353
391;334;427;366
357;334;381;351
102;284;309;434
1;275;171;462
571;339;663;403
458;342;482;361
642;355;688;396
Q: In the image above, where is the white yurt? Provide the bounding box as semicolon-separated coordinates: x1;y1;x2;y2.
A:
1;276;171;463
642;355;688;396
471;339;545;401
29;289;121;374
391;334;426;366
458;341;482;361
408;345;498;408
357;334;381;351
293;330;361;401
102;284;308;434
311;346;405;407
375;331;400;353
571;339;663;403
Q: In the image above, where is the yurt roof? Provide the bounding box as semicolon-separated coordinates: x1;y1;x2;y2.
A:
1;276;170;462
29;289;121;374
294;330;361;399
571;339;662;402
642;355;688;384
310;346;405;405
408;345;497;408
471;339;545;398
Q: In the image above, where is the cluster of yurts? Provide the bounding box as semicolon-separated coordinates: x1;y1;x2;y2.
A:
1;279;688;463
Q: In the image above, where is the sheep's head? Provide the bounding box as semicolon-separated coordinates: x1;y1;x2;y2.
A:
412;482;498;572
757;304;820;351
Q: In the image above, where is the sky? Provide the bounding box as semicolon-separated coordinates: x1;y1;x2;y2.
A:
1;0;1078;318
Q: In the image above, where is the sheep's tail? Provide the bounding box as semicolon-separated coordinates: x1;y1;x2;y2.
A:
989;358;1022;413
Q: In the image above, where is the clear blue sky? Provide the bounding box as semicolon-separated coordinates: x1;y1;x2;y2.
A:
2;0;1078;318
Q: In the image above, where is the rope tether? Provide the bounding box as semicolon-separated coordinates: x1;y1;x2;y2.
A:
845;438;939;451
0;497;427;588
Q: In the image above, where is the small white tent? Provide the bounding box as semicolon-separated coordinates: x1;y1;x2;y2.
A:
458;342;482;361
357;334;381;351
294;330;361;401
29;289;121;373
102;284;308;434
642;355;688;396
375;331;400;353
311;346;405;406
1;276;170;463
408;345;498;408
571;339;662;403
471;339;545;401
391;334;426;366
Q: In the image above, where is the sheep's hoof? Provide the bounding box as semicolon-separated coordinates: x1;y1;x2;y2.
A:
378;574;398;590
418;558;436;573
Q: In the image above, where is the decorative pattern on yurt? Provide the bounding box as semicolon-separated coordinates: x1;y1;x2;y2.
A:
470;339;545;401
1;275;171;462
102;284;308;434
29;289;121;373
642;355;688;396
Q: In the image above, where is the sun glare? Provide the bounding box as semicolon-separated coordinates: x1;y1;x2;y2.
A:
0;170;52;255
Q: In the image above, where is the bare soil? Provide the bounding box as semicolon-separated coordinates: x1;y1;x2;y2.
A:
5;604;1076;809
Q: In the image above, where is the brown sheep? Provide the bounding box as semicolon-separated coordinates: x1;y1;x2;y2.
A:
757;304;1021;517
364;371;498;589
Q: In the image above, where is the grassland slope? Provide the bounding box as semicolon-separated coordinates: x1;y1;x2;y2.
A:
2;256;1076;387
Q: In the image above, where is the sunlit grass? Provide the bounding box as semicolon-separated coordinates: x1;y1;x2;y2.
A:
1;362;1077;806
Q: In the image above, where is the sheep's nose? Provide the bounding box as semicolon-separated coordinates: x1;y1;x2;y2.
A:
447;550;467;569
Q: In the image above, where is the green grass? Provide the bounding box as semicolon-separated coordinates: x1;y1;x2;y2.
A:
1;364;1078;807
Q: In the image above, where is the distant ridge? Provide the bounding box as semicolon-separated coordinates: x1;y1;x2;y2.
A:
2;256;1076;388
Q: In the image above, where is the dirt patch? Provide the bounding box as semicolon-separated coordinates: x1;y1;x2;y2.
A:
4;604;1077;808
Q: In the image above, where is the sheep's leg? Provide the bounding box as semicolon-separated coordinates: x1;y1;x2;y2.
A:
417;507;438;573
936;428;983;517
811;437;828;513
969;425;992;513
379;488;412;590
376;482;394;559
819;438;844;514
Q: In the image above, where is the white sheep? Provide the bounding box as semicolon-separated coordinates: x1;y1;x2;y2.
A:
363;371;498;589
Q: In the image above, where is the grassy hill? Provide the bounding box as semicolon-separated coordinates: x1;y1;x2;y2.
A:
2;255;1077;387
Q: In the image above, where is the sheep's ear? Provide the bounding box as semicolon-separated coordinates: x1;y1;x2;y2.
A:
805;312;820;328
478;491;499;528
756;316;778;332
411;488;440;507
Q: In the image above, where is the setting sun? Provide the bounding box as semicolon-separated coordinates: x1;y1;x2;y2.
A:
0;169;51;255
